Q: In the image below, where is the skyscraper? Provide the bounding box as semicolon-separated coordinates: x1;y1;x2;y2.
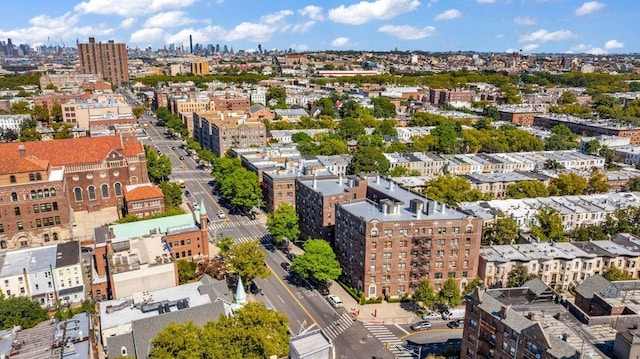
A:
189;35;193;53
77;37;129;85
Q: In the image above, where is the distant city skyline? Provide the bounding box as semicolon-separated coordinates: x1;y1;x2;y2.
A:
0;0;636;54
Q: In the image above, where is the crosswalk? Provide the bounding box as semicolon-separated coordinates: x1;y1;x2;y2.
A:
208;219;261;230
363;322;414;358
322;313;356;341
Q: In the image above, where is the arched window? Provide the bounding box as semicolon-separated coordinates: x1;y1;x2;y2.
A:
74;188;83;202
53;233;58;241
29;173;35;181
88;186;96;200
50;188;57;197
35;173;42;181
44;234;50;242
101;184;109;198
114;183;122;196
0;241;6;249
9;175;16;183
121;347;127;356
11;192;18;202
44;189;49;198
30;190;37;199
37;190;43;198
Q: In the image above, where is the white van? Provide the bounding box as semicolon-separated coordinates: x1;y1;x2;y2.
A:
327;294;343;308
442;308;465;320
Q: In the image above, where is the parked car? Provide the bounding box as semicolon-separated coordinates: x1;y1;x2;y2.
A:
280;262;292;271
217;210;226;219
286;253;297;261
421;311;442;320
316;284;330;296
184;190;191;197
326;294;343;308
410;321;432;331
179;156;184;160
447;319;464;328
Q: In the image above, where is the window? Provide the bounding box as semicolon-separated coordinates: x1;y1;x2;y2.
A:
11;192;18;202
383;264;391;272
114;183;123;196
398;285;405;293
33;204;39;213
74;187;83;202
121;347;128;356
448;272;456;278
370;265;376;272
14;207;20;216
371;253;376;260
382;275;391;282
88;186;96;200
101;184;109;198
31;190;36;199
398;274;405;281
36;173;42;181
399;252;407;259
53;202;58;211
44;189;49;198
462;271;468;278
50;188;56;197
435;272;443;279
44;234;50;242
383;252;392;260
53;233;58;241
0;240;5;249
398;263;406;270
29;173;35;181
10;175;16;183
17;222;23;230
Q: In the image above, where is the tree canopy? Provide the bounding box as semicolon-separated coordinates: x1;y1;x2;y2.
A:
293;239;342;283
507;264;536;288
0;296;48;330
412;278;437;309
145;145;172;183
266;203;299;244
227;240;270;285
212;157;263;211
530;207;565;242
603;265;634;281
422;174;488;205
347;145;390;175
482;212;519;245
505;180;549;199
439;278;462;307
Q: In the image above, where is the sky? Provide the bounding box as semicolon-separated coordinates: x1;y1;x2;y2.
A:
0;0;637;54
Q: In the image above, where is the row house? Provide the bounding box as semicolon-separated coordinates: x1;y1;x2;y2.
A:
463;171;552;199
0;242;84;308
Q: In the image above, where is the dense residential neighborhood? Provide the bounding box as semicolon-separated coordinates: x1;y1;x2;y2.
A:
2;19;640;359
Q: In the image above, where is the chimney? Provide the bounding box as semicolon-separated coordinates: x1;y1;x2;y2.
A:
348;176;354;187
376;174;380;184
500;304;511;319
441;203;446;214
312;176;317;189
389;181;394;191
109;227;115;239
380;200;389;215
425;200;435;215
18;145;26;157
562;333;570;342
338;175;343;186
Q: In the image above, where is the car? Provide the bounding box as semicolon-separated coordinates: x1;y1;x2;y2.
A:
421;311;442;320
80;246;93;253
280;262;292;271
184;190;191;197
447;319;464;328
326;294;343;308
171;146;176;150
316;284;330;296
217;210;226;219
249;282;261;294
179;156;184;160
192;201;199;209
410;321;432;331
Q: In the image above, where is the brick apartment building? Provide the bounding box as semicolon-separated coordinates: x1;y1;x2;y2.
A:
33;92;91;112
498;106;544;126
0;135;149;213
296;176;368;243
295;175;483;298
193;111;266;157
534;115;640;144
0;148;72;252
429;88;476;105
77;37;129;85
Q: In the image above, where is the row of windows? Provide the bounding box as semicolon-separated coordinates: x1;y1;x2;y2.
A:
9;173;43;183
370;226;474;238
74;183;122;202
10;188;58;202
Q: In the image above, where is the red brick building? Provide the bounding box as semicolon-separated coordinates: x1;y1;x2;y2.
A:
123;183;165;218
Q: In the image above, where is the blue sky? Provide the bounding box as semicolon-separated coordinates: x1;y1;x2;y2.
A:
0;0;636;54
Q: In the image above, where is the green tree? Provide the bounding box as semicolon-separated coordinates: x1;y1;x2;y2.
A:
347;146;390;175
372;97;397;118
145;146;172;183
32;105;49;123
10;101;31;114
411;134;438;152
317;138;348;155
132;106;145;118
227;240;270;284
422;174;487;206
314;97;337;118
627;177;640;191
545;125;579;151
603;265;633;281
339;100;362;119
588;169;609;194
559;91;577;104
158;182;182;209
505;180;549;199
463;277;482;295
388;166;410;177
412;278;436;309
293;239;342;283
507;264;536;288
216;237;235;256
439;278;462;307
149;321;204;359
570;225;609;242
266;203;299;244
337;117;365;140
432;122;461;154
0;296;48;329
52;122;74;139
530;207;565;242
482;212;519;245
376;119;398;137
548;173;589;196
583;139;601;155
218;167;263;211
177;260;197;284
266;86;286;108
200;302;290;358
291;132;313;143
19;128;42;142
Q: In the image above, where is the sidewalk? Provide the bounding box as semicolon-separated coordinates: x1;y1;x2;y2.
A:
328;281;420;325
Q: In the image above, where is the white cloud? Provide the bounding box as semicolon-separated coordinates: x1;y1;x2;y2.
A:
434;9;461;21
495;33;505;38
290;44;309;51
477;0;496;3
522;43;539;51
291;21;316;33
130;27;164;43
74;0;197;16
574;1;605;16
299;5;324;20
328;0;421;25
120;18;137;29
518;29;577;43
514;16;536;26
143;11;196;28
604;39;624;50
569;43;590;52
0;12;113;46
586;47;605;55
331;37;350;47
378;24;436;40
260;10;293;24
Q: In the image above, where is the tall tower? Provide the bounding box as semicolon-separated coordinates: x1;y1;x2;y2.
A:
189;34;193;54
77;37;129;85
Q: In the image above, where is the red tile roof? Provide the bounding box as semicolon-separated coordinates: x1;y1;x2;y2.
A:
0;156;49;175
124;184;164;201
0;135;144;167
